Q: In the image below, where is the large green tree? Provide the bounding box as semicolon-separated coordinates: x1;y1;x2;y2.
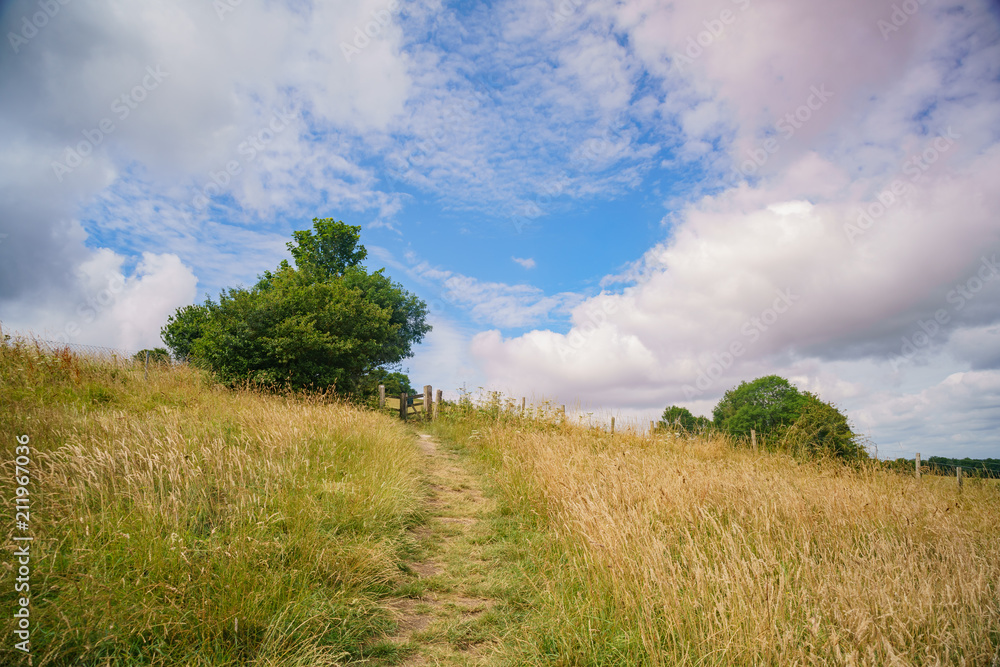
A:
712;375;865;459
712;375;806;439
161;218;430;394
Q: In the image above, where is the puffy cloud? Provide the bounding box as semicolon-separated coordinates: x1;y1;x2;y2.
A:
1;250;197;351
464;0;1000;458
0;0;417;348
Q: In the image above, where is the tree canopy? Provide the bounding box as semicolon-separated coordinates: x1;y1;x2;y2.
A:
700;375;867;460
287;217;368;280
712;375;805;439
160;218;429;396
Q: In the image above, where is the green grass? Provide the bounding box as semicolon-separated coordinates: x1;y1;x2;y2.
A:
0;341;424;666
6;346;996;665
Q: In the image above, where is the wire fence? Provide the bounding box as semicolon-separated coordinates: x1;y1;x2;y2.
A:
923;460;1000;479
5;336;998;477
0;335;167;365
29;338;139;361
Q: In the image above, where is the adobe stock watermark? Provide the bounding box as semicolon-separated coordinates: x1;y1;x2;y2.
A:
7;0;71;54
189;108;297;211
51;65;169;183
547;0;585;27
11;435;33;656
384;73;501;198
556;298;620;361
843;127;959;244
877;0;928;40
507;177;570;235
683;288;799;399
737;84;833;178
889;255;999;371
213;0;245;21
340;0;401;62
47;272;126;345
671;0;752;73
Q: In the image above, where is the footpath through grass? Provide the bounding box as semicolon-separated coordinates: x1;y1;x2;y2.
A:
356;432;541;665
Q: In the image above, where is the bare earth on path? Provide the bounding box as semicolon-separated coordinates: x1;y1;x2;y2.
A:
377;432;503;665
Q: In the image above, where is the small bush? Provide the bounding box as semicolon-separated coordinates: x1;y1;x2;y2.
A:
780;392;867;460
132;347;171;364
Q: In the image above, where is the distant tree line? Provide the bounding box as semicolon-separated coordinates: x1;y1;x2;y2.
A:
657;375;867;460
885;456;1000;478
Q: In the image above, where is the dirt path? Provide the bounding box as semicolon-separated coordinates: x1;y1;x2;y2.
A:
379;432;501;665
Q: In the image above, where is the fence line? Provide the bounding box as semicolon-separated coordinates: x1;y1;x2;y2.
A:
7;340;996;479
4;336;140;361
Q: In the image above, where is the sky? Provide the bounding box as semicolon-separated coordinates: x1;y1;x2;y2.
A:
1;0;999;459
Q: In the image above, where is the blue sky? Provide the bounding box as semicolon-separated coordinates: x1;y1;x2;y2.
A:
2;0;1000;459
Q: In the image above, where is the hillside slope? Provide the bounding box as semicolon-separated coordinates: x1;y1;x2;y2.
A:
0;343;424;666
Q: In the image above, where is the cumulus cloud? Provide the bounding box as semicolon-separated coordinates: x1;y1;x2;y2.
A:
1;250;197;351
3;0;999;459
462;0;1000;457
0;0;418;349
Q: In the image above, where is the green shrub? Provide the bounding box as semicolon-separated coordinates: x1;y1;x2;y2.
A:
658;405;710;433
712;375;865;460
780;392;867;460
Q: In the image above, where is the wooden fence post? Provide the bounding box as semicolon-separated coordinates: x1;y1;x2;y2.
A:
435;389;442;420
144;349;149;382
400;392;407;421
611;417;615;435
560;405;565;422
915;452;920;479
424;385;432;421
378;384;385;409
750;429;757;451
957;465;963;490
521;397;526;413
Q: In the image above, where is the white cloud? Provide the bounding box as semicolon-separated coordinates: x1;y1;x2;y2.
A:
464;0;1000;457
3;0;999;460
851;370;1000;460
1;249;197;352
0;0;419;342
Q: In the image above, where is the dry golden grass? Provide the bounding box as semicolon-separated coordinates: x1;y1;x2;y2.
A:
437;405;1000;666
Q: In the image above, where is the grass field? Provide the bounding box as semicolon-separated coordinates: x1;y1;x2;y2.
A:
429;399;1000;666
0;342;424;666
2;344;998;665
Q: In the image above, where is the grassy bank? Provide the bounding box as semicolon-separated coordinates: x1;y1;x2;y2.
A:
0;342;423;666
429;399;1000;666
